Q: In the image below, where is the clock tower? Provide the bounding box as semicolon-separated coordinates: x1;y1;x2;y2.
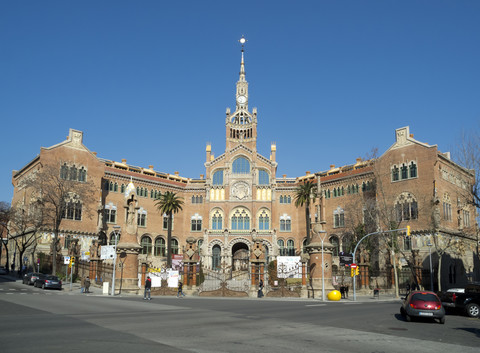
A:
225;36;257;152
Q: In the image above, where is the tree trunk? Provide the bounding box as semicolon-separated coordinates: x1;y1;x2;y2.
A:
1;243;8;274
52;234;57;275
305;202;311;244
167;213;172;268
391;249;399;298
437;252;443;292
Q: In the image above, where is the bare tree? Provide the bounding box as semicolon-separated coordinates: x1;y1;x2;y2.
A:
455;129;480;209
18;161;96;275
0;202;11;271
8;198;43;275
364;149;430;297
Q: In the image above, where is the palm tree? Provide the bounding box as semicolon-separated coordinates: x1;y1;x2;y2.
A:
155;191;184;268
294;180;317;245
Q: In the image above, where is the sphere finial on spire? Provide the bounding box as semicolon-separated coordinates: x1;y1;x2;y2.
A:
239;36;247;49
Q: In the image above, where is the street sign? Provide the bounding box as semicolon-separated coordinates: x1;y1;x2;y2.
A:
350;263;357;269
101;245;115;260
339;252;353;266
64;256;71;265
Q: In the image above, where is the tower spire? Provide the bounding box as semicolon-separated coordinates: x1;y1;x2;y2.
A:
225;36;257;152
239;36;246;82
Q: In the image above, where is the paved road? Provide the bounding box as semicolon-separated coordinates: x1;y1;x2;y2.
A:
1;276;479;353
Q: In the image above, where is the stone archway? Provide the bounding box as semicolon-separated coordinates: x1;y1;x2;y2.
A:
232;242;249;271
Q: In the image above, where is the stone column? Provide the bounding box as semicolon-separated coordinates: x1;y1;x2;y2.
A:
115;194;142;294
307;223;335;299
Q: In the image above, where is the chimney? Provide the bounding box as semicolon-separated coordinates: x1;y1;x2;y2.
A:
282;174;286;179
410;134;414;138
149;165;154;170
206;143;211;163
92;152;97;156
306;171;310;175
200;174;204;179
174;171;179;176
121;159;127;164
270;143;276;162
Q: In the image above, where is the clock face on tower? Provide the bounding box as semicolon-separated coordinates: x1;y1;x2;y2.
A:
237;95;247;104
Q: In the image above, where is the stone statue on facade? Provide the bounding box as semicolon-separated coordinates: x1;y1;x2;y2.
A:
90;240;99;259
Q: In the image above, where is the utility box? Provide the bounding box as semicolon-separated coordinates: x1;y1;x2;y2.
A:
103;282;109;295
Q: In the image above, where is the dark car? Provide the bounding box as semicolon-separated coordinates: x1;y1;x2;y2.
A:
0;266;8;275
23;272;43;285
452;283;480;318
400;291;445;324
34;274;62;290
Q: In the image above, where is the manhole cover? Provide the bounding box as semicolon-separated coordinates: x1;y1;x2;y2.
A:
389;327;408;331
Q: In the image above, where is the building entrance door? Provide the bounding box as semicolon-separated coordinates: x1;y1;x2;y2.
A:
232;242;249;271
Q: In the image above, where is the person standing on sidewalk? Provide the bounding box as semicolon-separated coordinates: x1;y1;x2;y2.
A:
144;276;152;300
177;281;185;297
84;276;91;293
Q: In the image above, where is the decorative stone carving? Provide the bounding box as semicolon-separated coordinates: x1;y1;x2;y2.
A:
231;181;250;200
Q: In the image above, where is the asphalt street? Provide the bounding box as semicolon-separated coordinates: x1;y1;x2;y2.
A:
1;276;479;353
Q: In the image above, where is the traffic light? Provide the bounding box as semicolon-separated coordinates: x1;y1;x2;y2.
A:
70;257;75;267
355;267;360;276
351;267;355;277
406;225;411;236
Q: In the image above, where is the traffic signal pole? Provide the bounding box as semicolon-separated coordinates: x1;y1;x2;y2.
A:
352;227;408;301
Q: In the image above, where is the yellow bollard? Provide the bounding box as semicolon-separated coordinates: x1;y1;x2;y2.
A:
327;290;342;301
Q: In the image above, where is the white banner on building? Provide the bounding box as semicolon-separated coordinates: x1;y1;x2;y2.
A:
277;256;301;279
100;245;115;260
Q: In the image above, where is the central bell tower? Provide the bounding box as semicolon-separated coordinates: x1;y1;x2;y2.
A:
225;36;257;152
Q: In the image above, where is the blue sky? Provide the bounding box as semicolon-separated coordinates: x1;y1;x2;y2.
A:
1;1;479;203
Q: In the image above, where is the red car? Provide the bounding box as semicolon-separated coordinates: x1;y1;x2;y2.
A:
400;291;446;324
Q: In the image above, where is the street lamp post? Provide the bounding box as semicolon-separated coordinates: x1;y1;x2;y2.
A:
427;242;433;291
111;226;121;296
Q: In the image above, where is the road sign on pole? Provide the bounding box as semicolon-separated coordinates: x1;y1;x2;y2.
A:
351;263;357;269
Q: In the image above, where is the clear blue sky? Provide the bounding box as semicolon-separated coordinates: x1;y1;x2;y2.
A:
1;1;479;203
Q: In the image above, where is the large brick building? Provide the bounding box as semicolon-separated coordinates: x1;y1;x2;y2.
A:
6;43;478;293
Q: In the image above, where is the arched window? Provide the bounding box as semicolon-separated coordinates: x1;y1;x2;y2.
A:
191;214;202;231
330;236;339;256
401;164;408;179
231;208;250;230
277;239;286;256
109;232;121;245
212;170;224;185
280;214;291;232
442;193;452;221
280;195;284;204
121;184;125;193
409;161;417;178
211;209;223;230
140;236;152;255
258;170;269;185
154;237;165;256
395;192;419;221
60;163;68;179
258;209;270;230
171;239;179;255
212;245;221;269
302;239;307;253
287;239;295;256
333;207;345;228
137;208;147;227
392;165;399;181
232;157;250;174
114;182;118;192
70;165;77;181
